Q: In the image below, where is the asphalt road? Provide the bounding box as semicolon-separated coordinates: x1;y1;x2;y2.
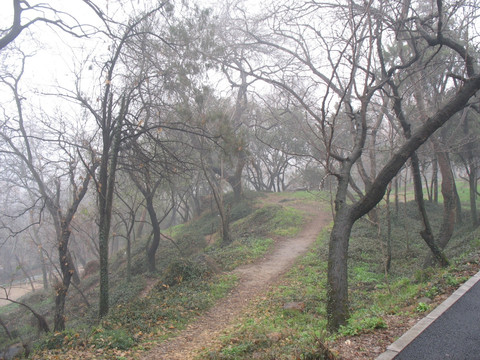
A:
394;279;480;360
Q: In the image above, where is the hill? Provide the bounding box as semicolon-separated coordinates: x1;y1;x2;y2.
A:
1;191;480;359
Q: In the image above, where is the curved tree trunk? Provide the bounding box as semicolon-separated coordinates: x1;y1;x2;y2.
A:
411;76;456;266
146;197;161;272
54;227;73;331
423;149;457;267
228;151;246;202
325;73;480;331
411;153;449;267
391;81;449;266
436;151;456;249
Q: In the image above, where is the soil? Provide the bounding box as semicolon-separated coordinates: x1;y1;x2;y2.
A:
143;197;331;359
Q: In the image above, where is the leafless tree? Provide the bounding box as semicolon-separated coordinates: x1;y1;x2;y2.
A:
0;0;94;51
0;52;97;331
232;0;480;330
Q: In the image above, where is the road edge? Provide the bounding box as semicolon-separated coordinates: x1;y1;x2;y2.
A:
375;269;480;360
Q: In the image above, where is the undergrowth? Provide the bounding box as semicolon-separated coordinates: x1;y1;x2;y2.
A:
5;191;309;359
4;195;479;360
199;201;480;359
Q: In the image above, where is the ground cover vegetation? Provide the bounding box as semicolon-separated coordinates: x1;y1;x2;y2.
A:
1;190;479;359
199;200;480;360
0;191;309;358
1;0;480;359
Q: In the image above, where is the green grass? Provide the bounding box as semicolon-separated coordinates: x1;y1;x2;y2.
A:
5;193;480;359
24;191;309;358
199;200;480;359
270;207;304;237
209;237;274;271
199;227;332;360
106;273;239;335
396;179;477;210
280;190;327;201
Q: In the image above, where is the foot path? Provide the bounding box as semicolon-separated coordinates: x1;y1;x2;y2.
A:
144;199;331;360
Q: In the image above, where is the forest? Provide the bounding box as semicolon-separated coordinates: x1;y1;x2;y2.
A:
1;0;480;359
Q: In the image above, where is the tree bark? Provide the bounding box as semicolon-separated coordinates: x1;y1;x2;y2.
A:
424;149;457;267
462;114;479;226
53;227;73;331
432;157;439;203
327;205;354;331
325;73;480;331
136;207;148;240
436;151;457;246
390;81;449;266
146;196;160;272
98;102;124;319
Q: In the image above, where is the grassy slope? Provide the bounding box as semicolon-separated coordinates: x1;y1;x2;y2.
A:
198;199;480;360
3;190;480;360
3;191;309;359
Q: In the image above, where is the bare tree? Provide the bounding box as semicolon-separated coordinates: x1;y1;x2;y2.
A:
68;1;182;318
0;0;94;50
0;53;97;331
233;0;480;331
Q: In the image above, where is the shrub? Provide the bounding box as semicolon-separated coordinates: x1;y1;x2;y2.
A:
161;258;210;287
40;329;83;350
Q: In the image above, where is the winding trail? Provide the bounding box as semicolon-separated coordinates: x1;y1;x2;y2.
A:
144;198;331;360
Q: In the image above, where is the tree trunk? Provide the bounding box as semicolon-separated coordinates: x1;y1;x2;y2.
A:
469;166;478;226
454;181;463;225
463;114;479;227
327;205;353;332
202;162;233;246
230;173;244;202
385;184;392;273
54;228;73;331
228;149;246;202
67;251;80;285
438;152;456;249
390;81;449;266
411;153;449;267
220;204;232;245
136;207;148;240
424;150;456;266
146;197;160;272
432;157;438;203
98;223;109;319
98;98;125;319
126;226;132;283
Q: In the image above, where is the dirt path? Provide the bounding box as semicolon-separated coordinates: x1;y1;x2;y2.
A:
144;199;331;360
0;281;44;307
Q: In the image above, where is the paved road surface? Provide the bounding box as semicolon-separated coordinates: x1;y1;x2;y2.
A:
378;271;480;360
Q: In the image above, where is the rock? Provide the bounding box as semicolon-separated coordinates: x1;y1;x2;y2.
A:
283;301;305;312
418;296;432;304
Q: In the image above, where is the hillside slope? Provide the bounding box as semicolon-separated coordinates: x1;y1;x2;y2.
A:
144;196;331;359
